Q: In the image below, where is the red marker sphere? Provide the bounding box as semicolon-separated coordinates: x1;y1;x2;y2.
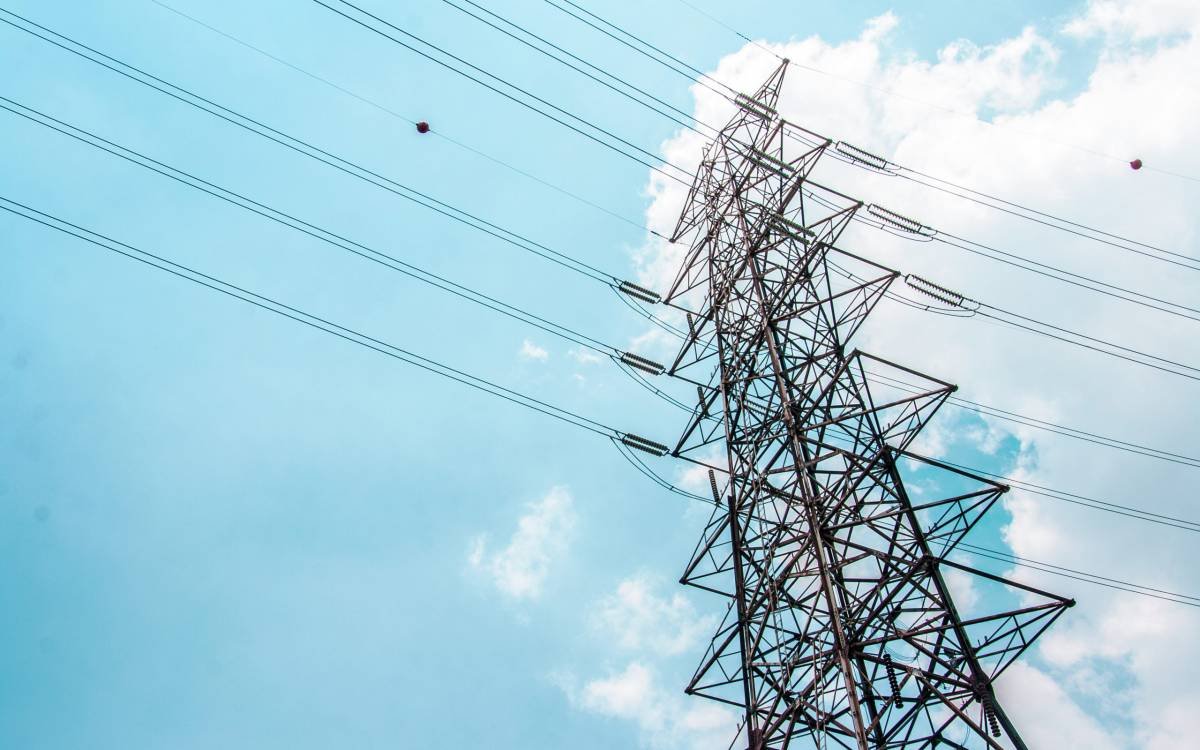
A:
1130;158;1143;170
416;121;430;134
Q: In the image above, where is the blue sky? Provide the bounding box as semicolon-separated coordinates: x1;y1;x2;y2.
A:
3;1;1198;748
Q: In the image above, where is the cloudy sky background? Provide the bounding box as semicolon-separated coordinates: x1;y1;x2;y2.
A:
2;0;1197;748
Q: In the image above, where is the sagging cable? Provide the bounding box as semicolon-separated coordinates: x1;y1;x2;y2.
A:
734;92;776;121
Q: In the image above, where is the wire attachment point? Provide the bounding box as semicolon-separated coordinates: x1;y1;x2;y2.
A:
904;274;980;312
618;279;662;304
620;351;666;376
620;432;670;457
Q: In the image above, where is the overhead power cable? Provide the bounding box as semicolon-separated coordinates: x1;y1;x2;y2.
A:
895;272;1200;384
797;169;1200;334
959;543;1200;609
146;0;650;235
0;7;664;296
422;0;1200;323
541;0;1197;249
864;368;1200;470
0;95;656;366
933;457;1200;535
541;0;738;103
437;0;711;138
12;4;1194;519
0;194;627;440
311;0;694;186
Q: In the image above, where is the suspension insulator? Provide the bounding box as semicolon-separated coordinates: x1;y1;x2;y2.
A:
883;653;903;707
697;386;710;417
734;92;777;121
904;274;978;311
834;140;892;171
620;351;666;376
708;470;721;504
618;279;661;304
620;433;669;457
747;148;794;177
982;692;1002;738
773;213;815;240
867;203;933;236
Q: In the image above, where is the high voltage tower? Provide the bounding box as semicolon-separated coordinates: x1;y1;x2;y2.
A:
665;61;1073;750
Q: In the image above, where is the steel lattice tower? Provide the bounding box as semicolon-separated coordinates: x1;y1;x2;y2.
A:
665;61;1074;750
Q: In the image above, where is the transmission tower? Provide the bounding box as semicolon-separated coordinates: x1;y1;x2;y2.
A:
665;61;1073;750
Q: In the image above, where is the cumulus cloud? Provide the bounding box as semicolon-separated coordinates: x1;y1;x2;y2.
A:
627;0;1200;746
568;347;605;365
468;486;575;600
518;338;549;361
557;574;731;748
592;573;716;656
565;662;737;750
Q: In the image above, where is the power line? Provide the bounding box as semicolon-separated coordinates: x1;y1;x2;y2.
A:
311;0;693;185
898;168;1199;265
960;543;1200;609
438;0;710;137
421;0;1200;325
542;0;738;103
932;457;1200;534
13;3;1195;533
0;194;623;439
146;0;651;235
0;94;639;362
541;0;1198;252
0;6;637;289
864;368;1200;469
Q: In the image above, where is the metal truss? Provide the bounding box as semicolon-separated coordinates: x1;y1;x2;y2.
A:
666;61;1073;750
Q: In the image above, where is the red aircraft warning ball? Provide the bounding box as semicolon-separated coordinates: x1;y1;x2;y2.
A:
416;121;430;134
1130;158;1143;170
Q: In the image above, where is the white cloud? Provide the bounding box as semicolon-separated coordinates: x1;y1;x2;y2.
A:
1064;0;1200;40
630;1;1200;746
568;347;605;365
996;663;1119;748
468;486;575;600
593;573;716;656
567;662;737;750
519;339;549;361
